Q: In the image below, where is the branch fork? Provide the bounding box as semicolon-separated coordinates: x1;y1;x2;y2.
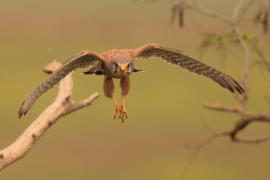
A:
0;61;99;171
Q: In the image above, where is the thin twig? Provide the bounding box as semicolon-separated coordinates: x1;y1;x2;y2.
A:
203;103;247;115
182;132;226;180
184;1;233;25
233;0;256;25
233;27;250;108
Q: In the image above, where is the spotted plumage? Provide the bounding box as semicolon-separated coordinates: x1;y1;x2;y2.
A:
18;43;245;121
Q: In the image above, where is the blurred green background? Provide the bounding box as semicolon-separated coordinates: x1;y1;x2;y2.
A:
0;0;270;179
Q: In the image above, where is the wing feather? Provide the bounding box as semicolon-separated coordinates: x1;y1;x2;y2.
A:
18;51;104;118
133;43;245;94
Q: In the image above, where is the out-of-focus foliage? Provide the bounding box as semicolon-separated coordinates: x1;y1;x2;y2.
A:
197;32;235;65
198;31;270;70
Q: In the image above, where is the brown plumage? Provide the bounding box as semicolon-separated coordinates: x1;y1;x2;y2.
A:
18;43;245;121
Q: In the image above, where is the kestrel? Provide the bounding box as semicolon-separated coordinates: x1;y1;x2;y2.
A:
18;43;245;122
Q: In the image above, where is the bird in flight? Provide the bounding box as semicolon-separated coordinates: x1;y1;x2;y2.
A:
18;43;245;122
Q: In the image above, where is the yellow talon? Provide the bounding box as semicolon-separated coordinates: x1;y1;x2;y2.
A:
114;106;121;120
120;105;128;120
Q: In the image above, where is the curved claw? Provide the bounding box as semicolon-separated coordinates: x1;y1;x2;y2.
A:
113;105;128;123
119;105;128;123
114;106;121;120
120;105;128;119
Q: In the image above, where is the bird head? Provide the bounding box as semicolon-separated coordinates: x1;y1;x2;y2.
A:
110;56;134;76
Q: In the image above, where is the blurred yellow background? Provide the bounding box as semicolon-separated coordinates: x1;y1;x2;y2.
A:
0;0;269;179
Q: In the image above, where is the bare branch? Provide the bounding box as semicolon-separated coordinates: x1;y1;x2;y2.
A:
233;27;250;108
233;134;270;144
182;110;270;178
233;0;256;25
203;103;246;115
0;61;99;171
244;114;270;123
184;1;232;25
228;114;270;143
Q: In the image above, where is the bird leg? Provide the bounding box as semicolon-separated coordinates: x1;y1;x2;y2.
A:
112;96;121;120
121;95;128;119
120;76;130;121
104;77;127;121
103;77;120;119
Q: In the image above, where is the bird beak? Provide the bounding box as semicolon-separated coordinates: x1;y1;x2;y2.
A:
119;63;128;72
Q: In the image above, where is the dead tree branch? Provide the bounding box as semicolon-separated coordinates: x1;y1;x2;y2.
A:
204;103;270;144
0;61;99;171
203;103;246;115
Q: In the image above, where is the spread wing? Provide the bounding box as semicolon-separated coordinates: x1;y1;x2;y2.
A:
133;43;245;94
18;51;104;118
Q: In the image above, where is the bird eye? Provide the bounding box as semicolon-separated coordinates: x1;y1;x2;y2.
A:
127;63;133;71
